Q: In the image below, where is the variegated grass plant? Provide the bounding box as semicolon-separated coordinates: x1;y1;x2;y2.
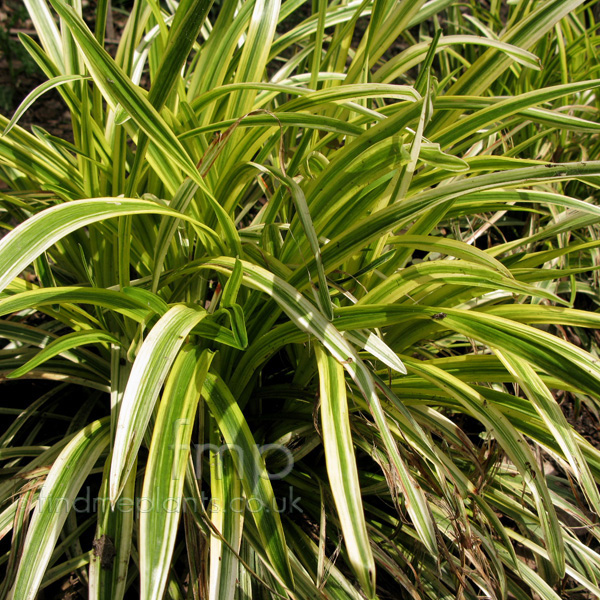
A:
1;0;600;598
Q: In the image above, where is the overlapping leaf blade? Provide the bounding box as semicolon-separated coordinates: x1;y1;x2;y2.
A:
109;304;208;501
10;418;111;600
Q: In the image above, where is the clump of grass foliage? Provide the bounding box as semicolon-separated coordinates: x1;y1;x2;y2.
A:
1;0;600;598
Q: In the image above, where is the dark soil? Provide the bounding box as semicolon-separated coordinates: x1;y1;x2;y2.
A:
0;0;130;145
0;1;74;143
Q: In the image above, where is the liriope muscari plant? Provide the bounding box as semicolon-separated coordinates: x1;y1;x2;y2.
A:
1;0;600;599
